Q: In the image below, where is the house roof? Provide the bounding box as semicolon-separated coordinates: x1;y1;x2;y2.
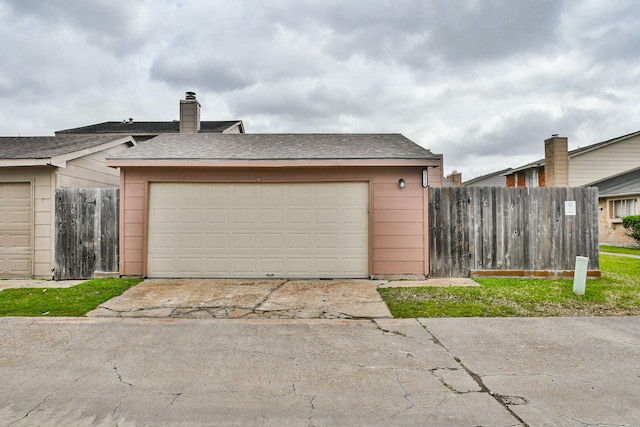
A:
506;130;640;175
107;133;440;165
463;168;513;185
587;166;640;197
0;135;131;159
0;135;135;167
55;120;244;135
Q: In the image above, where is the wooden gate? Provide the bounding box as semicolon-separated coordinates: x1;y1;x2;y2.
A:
429;187;599;277
54;188;119;280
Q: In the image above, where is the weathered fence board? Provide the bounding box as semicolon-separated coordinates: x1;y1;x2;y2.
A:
429;187;599;277
54;188;119;280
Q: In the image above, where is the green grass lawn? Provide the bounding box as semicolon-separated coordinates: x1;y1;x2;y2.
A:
0;277;142;317
379;254;640;317
600;245;640;256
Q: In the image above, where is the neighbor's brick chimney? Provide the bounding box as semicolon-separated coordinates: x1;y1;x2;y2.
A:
179;91;201;133
544;135;569;187
447;170;462;186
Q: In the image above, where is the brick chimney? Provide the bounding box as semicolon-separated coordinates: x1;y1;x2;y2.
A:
179;91;201;133
544;135;569;187
447;170;462;186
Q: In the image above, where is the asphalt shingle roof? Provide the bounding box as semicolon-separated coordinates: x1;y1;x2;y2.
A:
589;167;640;196
56;121;242;134
108;133;438;161
0;135;128;159
507;130;640;174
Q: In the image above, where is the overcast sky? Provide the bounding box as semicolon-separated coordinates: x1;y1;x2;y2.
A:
1;0;639;179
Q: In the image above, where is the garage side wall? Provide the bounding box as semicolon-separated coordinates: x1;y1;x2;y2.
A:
119;166;439;277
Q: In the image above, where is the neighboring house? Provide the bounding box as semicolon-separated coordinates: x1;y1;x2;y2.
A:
588;167;640;247
499;132;640;247
0;135;135;277
505;131;640;188
445;170;462;187
56;92;245;141
462;168;512;187
107;133;443;279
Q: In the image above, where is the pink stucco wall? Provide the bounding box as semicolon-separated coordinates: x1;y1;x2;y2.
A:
118;164;442;277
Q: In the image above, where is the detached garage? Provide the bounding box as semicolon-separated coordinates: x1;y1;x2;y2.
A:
0;135;135;278
108;133;443;279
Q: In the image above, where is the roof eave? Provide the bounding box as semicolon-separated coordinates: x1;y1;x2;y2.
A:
50;136;136;167
598;192;640;199
0;159;52;167
106;158;441;168
502;162;544;175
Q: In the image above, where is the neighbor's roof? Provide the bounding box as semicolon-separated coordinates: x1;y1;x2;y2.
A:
506;129;640;174
0;135;132;159
463;167;513;185
56;120;244;135
586;167;640;197
107;133;440;164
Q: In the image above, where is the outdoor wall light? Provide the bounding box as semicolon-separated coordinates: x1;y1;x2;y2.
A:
398;178;406;189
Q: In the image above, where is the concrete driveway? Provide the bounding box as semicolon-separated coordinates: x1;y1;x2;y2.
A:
87;279;393;319
86;278;478;320
1;316;638;426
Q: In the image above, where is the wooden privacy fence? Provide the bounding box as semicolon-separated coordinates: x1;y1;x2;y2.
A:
54;188;119;280
429;187;599;277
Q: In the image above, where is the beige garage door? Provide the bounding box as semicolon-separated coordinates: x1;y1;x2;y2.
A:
148;182;369;278
0;182;32;277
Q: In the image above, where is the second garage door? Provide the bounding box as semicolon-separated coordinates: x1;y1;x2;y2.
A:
148;182;369;278
0;182;32;277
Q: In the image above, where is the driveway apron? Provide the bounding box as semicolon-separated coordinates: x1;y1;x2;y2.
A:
87;279;393;319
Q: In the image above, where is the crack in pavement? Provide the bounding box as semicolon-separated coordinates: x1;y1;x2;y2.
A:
428;367;469;394
307;396;316;427
371;319;408;336
7;390;57;426
420;321;531;427
253;279;289;311
395;368;415;407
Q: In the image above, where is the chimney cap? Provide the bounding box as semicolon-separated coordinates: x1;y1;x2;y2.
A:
185;91;196;100
551;133;559;137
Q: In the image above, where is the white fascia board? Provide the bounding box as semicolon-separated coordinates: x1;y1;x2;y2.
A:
0;159;51;167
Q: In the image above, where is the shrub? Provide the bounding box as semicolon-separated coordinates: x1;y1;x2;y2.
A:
622;215;640;244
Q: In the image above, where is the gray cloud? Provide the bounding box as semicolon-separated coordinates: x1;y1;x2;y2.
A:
3;0;165;56
0;0;639;177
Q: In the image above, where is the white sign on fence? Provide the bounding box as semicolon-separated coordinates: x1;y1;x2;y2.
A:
565;200;576;216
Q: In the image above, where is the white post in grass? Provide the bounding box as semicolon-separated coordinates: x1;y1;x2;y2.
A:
573;256;589;296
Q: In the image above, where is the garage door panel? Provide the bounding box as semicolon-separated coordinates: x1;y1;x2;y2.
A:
204;258;229;273
261;209;284;224
179;258;202;274
206;233;229;248
179;233;202;248
344;234;368;249
288;209;311;224
288;234;311;249
316;234;338;248
205;208;229;224
150;208;175;223
260;234;283;248
148;182;368;278
234;208;257;223
179;209;202;223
